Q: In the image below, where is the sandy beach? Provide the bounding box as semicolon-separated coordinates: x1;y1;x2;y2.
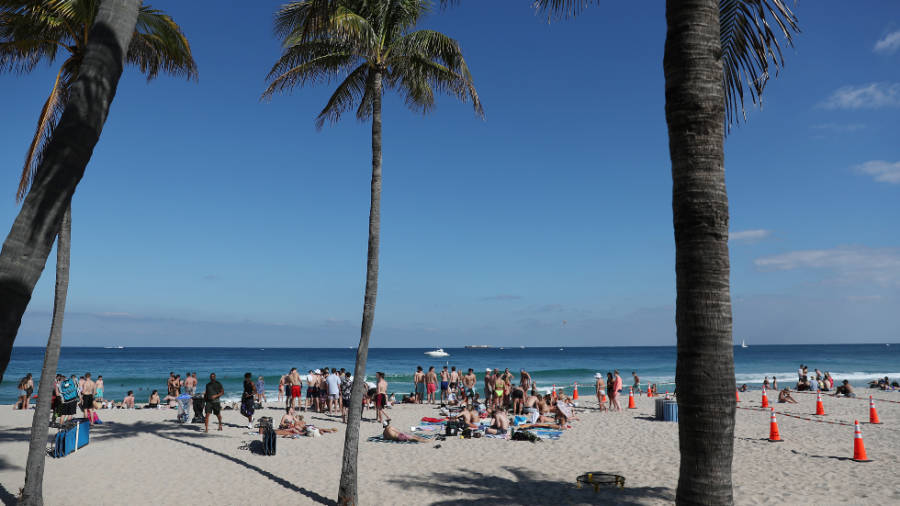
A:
1;389;898;506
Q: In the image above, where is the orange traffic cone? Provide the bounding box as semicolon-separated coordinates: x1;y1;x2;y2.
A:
736;389;741;403
665;390;670;400
815;390;825;416
552;384;557;400
761;388;770;408
852;420;871;462
869;396;881;424
627;387;637;409
573;383;579;400
647;382;651;397
768;408;782;442
601;392;608;403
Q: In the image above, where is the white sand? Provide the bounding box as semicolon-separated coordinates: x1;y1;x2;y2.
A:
1;390;898;505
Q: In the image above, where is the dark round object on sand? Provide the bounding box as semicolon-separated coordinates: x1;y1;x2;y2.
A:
575;472;625;492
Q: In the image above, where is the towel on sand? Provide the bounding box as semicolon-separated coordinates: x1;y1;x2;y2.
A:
366;434;437;444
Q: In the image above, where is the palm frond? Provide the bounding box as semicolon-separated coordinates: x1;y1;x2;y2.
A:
386;55;482;118
532;0;595;21
314;62;370;129
262;48;360;101
127;6;197;82
721;0;799;131
17;58;73;201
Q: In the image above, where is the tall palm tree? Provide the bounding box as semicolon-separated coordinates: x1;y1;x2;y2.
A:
532;1;798;505
1;2;195;504
262;1;481;503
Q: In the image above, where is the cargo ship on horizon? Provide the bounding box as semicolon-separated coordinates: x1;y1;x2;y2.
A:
465;345;491;348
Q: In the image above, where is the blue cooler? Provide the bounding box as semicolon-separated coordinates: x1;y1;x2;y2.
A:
663;401;679;422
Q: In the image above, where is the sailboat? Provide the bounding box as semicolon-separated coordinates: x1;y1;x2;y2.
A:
741;340;748;348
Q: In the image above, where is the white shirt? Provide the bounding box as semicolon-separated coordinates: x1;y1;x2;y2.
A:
326;374;341;395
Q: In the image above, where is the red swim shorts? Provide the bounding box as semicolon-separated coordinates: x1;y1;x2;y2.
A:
426;383;436;394
291;385;301;398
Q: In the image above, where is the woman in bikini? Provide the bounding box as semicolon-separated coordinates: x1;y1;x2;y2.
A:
148;390;160;409
493;374;505;412
606;373;614;411
278;375;285;402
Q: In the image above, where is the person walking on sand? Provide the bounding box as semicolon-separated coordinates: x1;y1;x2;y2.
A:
256;376;266;403
287;367;302;411
612;371;623;412
414;366;426;404
376;372;392;425
632;372;641;394
440;366;450;403
204;373;225;433
595;373;608;412
425;366;438;404
241;372;257;429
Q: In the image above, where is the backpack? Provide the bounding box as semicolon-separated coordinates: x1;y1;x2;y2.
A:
60;379;78;402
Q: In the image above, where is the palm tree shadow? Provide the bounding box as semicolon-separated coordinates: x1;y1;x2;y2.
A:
390;466;674;506
155;434;336;506
0;483;17;506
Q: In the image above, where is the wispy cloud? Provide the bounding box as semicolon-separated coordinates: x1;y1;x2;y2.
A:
853;160;900;184
817;83;900;109
874;30;900;54
519;304;563;313
483;294;522;300
754;245;900;286
203;275;219;280
730;229;772;244
810;123;866;132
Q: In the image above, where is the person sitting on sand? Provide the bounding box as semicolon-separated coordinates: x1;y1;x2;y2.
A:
148;390;160;408
522;394;541;417
795;377;809;392
778;388;797;403
833;380;856;398
383;424;428;442
123;391;135;409
650;384;658;397
485;409;510;436
456;404;480;428
738;384;748;392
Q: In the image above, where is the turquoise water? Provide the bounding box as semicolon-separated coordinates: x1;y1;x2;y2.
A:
3;344;899;405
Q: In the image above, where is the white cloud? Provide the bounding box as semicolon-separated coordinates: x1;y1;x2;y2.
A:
874;30;900;54
853;160;900;184
817;83;900;109
730;229;772;243
754;245;900;286
483;294;522;300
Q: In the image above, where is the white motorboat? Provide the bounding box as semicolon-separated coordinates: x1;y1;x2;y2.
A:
425;348;449;357
741;340;748;348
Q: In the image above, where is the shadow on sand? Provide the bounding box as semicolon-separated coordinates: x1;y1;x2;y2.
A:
156;434;336;506
390;466;674;506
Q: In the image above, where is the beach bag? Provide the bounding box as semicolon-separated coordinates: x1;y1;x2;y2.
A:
60;379;78;402
262;427;277;456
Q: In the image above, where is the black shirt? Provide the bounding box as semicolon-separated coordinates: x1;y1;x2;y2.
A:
205;380;224;402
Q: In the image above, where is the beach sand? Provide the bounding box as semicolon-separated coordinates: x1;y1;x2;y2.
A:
1;389;898;505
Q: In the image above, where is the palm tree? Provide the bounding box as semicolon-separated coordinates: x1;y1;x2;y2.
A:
262;1;481;503
1;2;195;504
532;1;798;505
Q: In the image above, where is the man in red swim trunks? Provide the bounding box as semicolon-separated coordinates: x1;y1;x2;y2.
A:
287;368;302;411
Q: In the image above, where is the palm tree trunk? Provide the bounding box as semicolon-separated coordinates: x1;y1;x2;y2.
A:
0;0;142;384
337;68;383;506
18;205;71;506
664;1;736;505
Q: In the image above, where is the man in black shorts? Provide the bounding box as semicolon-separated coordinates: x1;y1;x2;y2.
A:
204;373;225;433
81;373;97;424
510;386;526;415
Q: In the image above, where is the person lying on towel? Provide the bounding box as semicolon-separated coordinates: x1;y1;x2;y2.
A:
383;424;428;443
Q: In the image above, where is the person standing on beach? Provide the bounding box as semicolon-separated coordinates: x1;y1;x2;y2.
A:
449;367;460;396
256;376;266;403
287;367;302;411
440;366;450;403
376;372;392;425
484;368;494;406
772;376;778;390
278;375;285;402
340;372;353;423
241;372;257;429
519;369;532;390
204;373;224;432
462;369;477;404
81;373;97;424
612;371;622;412
632;372;641;394
414;366;426;404
184;373;196;396
492;370;505;412
425;366;438;404
95;375;104;401
326;368;341;415
167;372;176;397
595;373;608;412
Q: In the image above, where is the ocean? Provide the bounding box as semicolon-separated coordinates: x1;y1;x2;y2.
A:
3;344;899;405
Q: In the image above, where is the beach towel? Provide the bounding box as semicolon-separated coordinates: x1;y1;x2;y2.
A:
366;434;437;444
421;417;447;423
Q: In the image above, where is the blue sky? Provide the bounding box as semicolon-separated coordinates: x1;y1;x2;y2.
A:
2;1;898;347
